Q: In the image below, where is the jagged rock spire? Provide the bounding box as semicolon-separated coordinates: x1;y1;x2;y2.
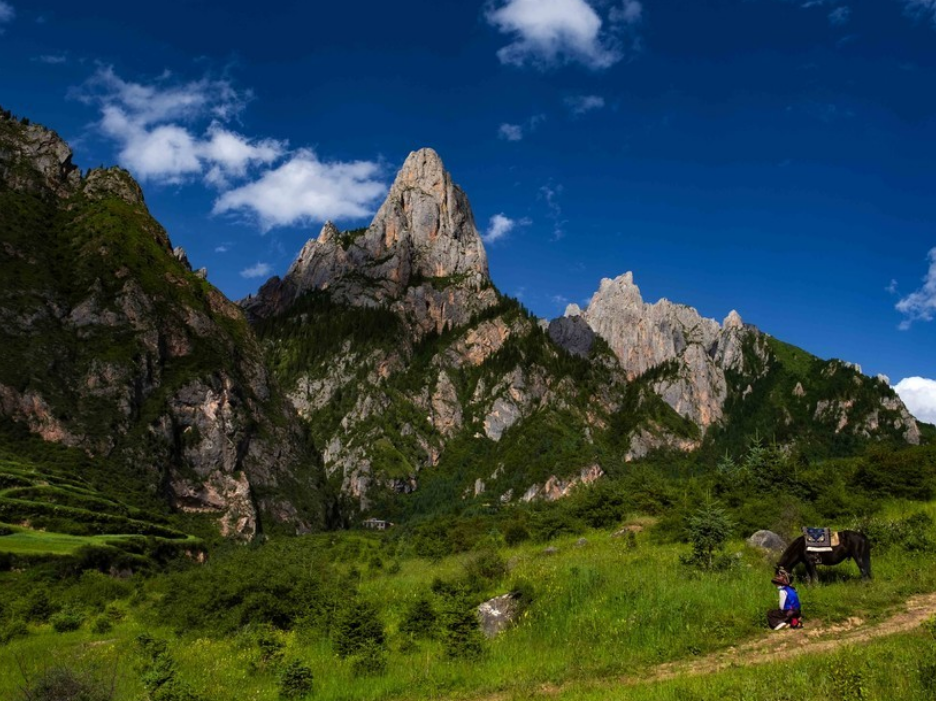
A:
243;148;496;335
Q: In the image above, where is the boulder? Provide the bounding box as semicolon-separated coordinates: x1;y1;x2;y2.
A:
477;592;522;638
747;530;786;553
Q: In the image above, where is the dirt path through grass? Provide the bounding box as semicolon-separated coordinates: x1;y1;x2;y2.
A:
631;591;936;685
474;591;936;700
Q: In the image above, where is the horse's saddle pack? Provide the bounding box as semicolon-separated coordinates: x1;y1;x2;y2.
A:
803;527;839;552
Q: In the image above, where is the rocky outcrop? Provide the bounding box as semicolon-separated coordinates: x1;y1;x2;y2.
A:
477;592;523;638
242;148;498;337
577;273;748;429
747;530;787;553
519;464;605;503
548;310;595;358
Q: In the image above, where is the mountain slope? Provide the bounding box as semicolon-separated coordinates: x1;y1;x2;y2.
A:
0;109;326;538
248;148;921;516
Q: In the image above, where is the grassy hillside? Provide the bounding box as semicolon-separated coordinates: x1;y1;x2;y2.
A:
2;442;936;700
2;499;936;700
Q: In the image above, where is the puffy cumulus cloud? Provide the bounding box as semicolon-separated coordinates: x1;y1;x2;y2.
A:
240;262;273;279
214;150;386;232
482;213;530;243
0;0;13;32
896;247;936;329
895;377;936;425
74;67;386;230
903;0;936;25
565;94;606;115
486;0;642;70
75;67;281;184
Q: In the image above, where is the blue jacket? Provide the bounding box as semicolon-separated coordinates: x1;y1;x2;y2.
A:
781;585;800;611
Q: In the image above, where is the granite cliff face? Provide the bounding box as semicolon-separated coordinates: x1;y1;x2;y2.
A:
561;272;920;446
244;148;498;337
0;111;326;538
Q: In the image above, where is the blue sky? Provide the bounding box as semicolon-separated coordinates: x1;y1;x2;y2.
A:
1;0;935;421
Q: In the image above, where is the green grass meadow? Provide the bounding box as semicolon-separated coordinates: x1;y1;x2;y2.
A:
3;506;936;701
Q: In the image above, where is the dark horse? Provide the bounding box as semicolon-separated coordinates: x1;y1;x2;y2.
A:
776;530;872;584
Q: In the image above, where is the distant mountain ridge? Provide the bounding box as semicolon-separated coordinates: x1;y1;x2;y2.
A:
247;147;921;515
0;109;924;532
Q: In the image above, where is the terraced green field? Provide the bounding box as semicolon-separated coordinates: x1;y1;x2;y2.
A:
0;456;197;560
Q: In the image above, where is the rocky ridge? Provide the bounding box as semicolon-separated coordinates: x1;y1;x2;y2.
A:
0;110;325;538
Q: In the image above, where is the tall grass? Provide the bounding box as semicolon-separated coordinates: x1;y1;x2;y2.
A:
3;510;936;701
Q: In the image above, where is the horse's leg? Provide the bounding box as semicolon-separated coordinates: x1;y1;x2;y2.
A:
858;541;872;580
806;559;818;585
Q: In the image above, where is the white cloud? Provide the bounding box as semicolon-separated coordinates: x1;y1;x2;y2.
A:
74;67;386;230
828;6;851;25
895;377;936;425
482;213;530;244
0;1;13;31
903;0;936;25
565;94;606;115
498;123;524;141
498;114;546;141
485;0;642;70
214;150;386;232
75;67;272;184
240;262;273;279
540;182;567;240
215;245;229;253
896;247;936;329
34;54;67;64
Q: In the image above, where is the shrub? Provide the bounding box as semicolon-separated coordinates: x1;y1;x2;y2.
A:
278;659;313;699
440;593;483;660
333;599;385;658
0;618;28;644
91;615;113;634
50;609;84;633
682;501;734;571
350;640;387;677
463;549;507;587
17;665;113;701
399;595;437;638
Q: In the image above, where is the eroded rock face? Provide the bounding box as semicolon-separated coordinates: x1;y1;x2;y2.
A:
579;273;741;429
242;148;497;337
0;111;325;539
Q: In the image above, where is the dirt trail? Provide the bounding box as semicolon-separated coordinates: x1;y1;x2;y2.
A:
473;592;936;700
633;591;936;686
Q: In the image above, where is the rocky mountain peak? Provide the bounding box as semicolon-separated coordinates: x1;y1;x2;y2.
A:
0;112;81;197
243;148;496;336
723;309;744;330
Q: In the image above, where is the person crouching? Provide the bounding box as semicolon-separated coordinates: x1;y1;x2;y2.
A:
767;570;802;630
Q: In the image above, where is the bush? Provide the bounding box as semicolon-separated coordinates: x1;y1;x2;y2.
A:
682;501;734;571
278;659;313;699
0;618;28;644
463;549;506;588
399;595;437;638
51;609;84;633
350;640;387;677
333;599;385;658
17;665;113;701
91;615;113;634
440;593;483;660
